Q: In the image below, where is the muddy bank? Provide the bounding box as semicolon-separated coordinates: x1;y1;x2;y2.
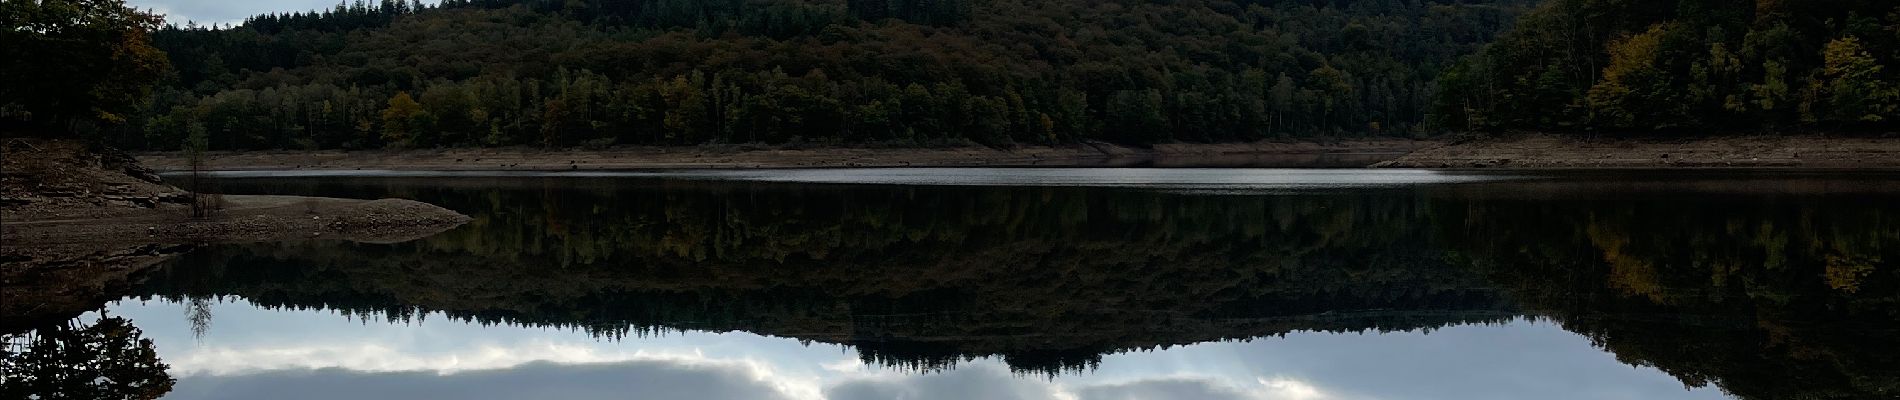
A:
0;194;468;330
1374;134;1900;169
2;139;470;329
3;139;471;246
4;195;471;246
134;140;1430;171
0;243;191;331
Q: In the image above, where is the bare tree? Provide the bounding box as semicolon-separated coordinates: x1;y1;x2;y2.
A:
183;122;219;219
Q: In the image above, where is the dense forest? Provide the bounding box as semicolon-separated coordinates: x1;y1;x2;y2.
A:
3;0;1895;150
9;0;1533;150
1436;0;1900;131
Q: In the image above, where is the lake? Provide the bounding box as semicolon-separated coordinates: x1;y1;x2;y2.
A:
6;169;1897;400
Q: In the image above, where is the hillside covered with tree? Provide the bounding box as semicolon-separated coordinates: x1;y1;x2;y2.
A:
1435;0;1900;132
103;0;1534;150
9;0;1896;151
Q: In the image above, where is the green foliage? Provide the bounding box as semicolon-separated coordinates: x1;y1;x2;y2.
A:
1586;24;1678;129
1437;0;1900;133
1822;36;1900;123
93;0;1534;150
0;0;170;135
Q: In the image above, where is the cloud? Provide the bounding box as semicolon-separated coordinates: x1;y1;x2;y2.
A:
166;359;803;400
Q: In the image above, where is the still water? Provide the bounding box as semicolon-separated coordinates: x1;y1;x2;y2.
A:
9;169;1900;399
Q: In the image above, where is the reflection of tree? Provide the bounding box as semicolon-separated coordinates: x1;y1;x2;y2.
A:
1436;195;1900;400
155;177;1900;394
184;297;213;342
145;179;1513;374
0;315;174;400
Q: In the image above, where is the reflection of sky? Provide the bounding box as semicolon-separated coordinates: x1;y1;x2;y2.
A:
105;299;1732;400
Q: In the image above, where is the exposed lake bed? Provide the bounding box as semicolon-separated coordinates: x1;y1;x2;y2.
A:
1;140;470;331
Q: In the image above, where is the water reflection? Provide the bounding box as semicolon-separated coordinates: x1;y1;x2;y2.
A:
5;170;1897;399
140;181;1516;374
99;300;1725;400
0;314;172;399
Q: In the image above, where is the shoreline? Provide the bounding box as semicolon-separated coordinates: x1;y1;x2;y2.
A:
134;140;1431;171
131;135;1900;171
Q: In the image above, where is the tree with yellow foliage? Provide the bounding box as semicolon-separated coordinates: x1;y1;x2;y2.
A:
379;91;428;148
1821;37;1899;124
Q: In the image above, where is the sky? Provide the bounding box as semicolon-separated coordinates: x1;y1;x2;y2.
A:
127;0;440;26
100;298;1733;400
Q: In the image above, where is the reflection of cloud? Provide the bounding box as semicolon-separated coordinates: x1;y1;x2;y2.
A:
166;359;802;400
1076;378;1262;400
169;340;712;376
161;327;1338;400
1256;377;1330;400
119;298;1727;400
1075;377;1335;400
173;358;1339;400
824;364;1333;400
826;365;1058;400
821;357;866;373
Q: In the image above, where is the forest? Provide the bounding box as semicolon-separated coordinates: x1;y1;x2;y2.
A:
15;0;1533;149
1434;0;1900;132
1;0;1895;151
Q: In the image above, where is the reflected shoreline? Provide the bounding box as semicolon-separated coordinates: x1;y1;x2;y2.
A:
6;172;1897;399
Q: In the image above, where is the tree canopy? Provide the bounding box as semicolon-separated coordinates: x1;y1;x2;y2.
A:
11;0;1895;147
0;0;169;135
100;0;1536;150
1433;0;1900;133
